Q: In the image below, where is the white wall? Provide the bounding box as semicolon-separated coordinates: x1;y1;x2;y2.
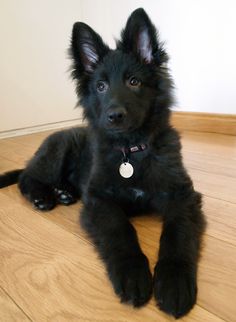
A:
80;0;236;114
0;0;83;132
1;1;235;134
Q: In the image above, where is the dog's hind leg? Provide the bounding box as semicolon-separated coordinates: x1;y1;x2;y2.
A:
20;176;79;211
19;129;83;211
19;175;56;210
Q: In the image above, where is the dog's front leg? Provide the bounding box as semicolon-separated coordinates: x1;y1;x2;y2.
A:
81;196;152;307
153;189;206;318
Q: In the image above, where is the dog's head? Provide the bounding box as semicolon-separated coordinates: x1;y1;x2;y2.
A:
70;8;173;135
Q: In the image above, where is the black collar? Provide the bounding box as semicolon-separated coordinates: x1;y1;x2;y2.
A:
116;143;148;161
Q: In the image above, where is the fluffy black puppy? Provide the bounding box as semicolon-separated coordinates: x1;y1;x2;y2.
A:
0;8;206;318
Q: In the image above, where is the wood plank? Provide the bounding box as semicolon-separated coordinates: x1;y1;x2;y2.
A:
0;140;34;166
0;185;89;244
0;192;226;322
0;158;20;173
7;132;47;149
172;112;236;135
203;197;236;246
0;193;165;322
183;151;236;178
132;222;236;322
0;287;31;322
188;168;236;204
181;131;236;159
182;306;225;322
198;236;236;322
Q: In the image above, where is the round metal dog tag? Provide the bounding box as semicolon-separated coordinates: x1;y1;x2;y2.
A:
119;162;134;178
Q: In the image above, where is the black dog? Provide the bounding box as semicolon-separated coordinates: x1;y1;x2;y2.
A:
0;8;205;318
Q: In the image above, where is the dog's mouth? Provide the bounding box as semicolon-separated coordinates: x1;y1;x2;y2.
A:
106;127;130;134
105;124;139;135
104;121;131;133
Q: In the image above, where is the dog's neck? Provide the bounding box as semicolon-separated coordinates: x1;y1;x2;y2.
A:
90;126;149;150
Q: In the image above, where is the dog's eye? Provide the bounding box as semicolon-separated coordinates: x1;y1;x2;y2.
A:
97;81;108;93
129;76;141;87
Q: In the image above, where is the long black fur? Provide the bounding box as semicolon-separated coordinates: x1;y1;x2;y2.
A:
0;8;206;318
0;169;23;188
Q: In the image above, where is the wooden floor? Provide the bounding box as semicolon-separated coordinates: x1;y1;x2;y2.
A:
0;129;235;322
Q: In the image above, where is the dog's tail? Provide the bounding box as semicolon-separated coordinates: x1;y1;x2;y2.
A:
0;169;23;188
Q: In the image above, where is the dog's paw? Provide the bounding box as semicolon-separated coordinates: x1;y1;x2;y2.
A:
108;254;152;307
33;196;56;211
54;188;78;205
154;259;197;319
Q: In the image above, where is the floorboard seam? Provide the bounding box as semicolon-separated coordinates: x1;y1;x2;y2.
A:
0;285;34;322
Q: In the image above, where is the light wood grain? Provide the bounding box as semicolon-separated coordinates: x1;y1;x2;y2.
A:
0;193;169;322
188;168;236;204
199;236;236;322
0;287;31;322
172;112;236;135
0;129;235;322
0;140;34;166
181;131;236;158
0;193;226;322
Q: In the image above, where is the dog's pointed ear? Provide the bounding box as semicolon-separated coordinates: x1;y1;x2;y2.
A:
118;8;167;65
70;22;109;75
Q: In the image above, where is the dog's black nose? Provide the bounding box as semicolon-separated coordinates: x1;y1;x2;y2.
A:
107;108;127;124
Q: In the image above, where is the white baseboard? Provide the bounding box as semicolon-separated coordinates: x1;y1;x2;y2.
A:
0;118;84;139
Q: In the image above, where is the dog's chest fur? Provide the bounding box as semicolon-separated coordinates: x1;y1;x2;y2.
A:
87;143;168;212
